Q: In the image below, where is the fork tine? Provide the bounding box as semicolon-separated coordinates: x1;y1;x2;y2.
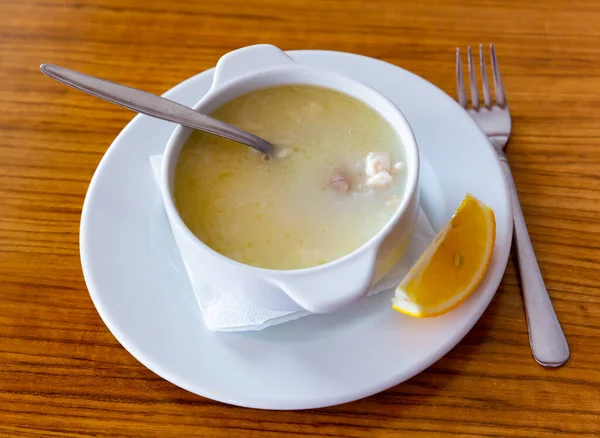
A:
479;44;492;109
490;43;506;107
467;46;480;110
455;48;467;108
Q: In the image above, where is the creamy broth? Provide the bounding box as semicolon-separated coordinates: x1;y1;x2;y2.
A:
174;85;407;270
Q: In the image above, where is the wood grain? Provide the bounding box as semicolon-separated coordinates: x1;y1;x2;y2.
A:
1;0;600;436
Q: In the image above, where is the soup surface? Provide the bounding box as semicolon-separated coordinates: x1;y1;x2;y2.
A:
174;85;407;270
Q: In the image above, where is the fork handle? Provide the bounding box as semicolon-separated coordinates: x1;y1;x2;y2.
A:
499;156;569;367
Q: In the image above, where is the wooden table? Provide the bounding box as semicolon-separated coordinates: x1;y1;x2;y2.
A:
2;0;600;436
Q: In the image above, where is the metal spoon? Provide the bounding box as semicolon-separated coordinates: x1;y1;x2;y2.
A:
39;64;274;156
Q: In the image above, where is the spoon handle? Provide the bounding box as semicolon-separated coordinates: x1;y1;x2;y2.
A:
39;64;273;155
500;158;569;367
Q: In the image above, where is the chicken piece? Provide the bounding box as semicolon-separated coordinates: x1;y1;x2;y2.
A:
367;172;393;187
365;152;393;188
330;169;351;193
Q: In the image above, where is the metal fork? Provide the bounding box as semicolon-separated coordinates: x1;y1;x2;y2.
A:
456;44;569;367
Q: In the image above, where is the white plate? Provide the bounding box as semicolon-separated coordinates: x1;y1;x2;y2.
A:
80;50;512;410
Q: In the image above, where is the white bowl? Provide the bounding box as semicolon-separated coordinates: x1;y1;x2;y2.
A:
160;44;420;314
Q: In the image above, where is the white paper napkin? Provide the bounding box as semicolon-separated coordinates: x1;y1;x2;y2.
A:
150;155;436;331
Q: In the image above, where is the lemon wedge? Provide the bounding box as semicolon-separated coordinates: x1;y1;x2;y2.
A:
392;194;496;317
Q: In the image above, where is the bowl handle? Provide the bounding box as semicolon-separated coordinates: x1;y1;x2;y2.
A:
212;44;296;88
273;248;379;314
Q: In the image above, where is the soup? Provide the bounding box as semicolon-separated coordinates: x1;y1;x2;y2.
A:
174;85;407;270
